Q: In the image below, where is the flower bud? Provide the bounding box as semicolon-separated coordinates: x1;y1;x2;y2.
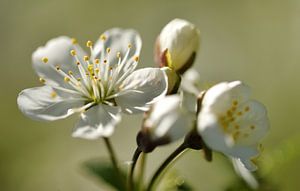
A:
155;18;200;74
137;94;195;152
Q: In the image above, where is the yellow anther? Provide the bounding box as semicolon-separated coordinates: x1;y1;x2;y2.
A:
233;100;238;106
64;77;70;82
70;50;76;56
100;34;107;41
77;78;81;81
88;64;94;72
227;110;233;117
71;38;78;44
237;111;243;116
86;40;93;47
250;125;256;130
39;77;46;83
94;59;100;64
103;59;107;64
245;106;250;112
68;71;73;75
134;56;139;62
106;47;111;53
94;76;98;80
76;61;80;66
117;52;121;58
229;117;235;122
50;91;57;98
95;68;100;73
128;43;132;48
109;67;113;70
42;57;48;63
234;125;240;130
55;65;60;70
84;56;89;61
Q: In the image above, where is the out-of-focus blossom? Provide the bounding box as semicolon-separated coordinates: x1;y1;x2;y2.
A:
197;81;269;171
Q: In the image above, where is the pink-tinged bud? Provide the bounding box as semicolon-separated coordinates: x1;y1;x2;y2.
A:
155;19;200;74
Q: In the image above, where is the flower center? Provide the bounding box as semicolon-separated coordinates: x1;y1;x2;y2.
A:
218;100;255;142
40;37;139;106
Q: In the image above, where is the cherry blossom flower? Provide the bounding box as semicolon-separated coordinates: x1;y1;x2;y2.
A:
197;81;269;170
17;28;167;139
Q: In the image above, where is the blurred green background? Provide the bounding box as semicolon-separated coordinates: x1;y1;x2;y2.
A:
1;0;300;190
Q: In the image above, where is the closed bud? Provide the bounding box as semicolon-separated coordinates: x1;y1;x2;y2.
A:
155;18;200;74
137;94;196;152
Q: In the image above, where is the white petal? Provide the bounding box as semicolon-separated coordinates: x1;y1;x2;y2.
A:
230;146;259;171
145;95;195;141
232;158;259;189
72;104;121;139
17;86;85;121
145;95;181;125
202;81;251;115
198;112;230;151
92;28;142;68
115;68;167;114
235;100;270;145
32;36;87;87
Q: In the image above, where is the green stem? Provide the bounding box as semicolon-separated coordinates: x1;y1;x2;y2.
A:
147;143;188;191
128;147;142;191
137;152;147;190
103;137;125;188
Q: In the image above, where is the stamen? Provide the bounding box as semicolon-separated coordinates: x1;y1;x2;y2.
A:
70;50;76;56
100;34;107;41
106;48;111;53
68;71;73;75
71;38;78;44
233;100;238;106
55;65;60;70
64;77;70;82
86;40;93;47
50;91;57;98
117;52;121;58
84;56;89;61
94;59;100;64
134;56;139;62
39;77;46;83
128;43;132;48
245;106;250;112
42;57;48;63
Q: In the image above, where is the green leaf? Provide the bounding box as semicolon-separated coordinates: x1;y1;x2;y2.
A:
83;158;127;191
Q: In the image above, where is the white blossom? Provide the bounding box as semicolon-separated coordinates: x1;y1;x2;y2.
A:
17;28;167;139
197;81;269;171
142;92;196;144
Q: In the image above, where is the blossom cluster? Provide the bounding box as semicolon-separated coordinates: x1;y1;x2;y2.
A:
17;18;269;190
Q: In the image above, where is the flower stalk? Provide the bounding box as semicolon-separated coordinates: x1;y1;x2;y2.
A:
146;143;187;191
